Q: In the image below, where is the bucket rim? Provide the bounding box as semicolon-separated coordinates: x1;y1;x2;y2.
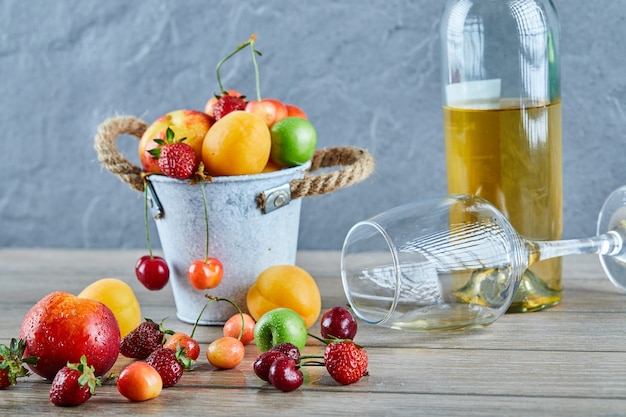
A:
147;161;311;185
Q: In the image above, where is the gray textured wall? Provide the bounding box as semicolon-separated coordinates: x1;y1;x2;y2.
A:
1;0;625;250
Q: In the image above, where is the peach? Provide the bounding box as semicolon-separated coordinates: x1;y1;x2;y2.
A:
138;109;213;174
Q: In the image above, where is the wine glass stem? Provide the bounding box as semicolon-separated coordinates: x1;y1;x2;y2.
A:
525;230;625;266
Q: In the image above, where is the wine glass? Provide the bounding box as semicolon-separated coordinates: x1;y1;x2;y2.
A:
341;187;626;331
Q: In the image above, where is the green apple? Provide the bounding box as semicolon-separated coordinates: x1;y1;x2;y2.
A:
253;308;308;352
269;117;317;167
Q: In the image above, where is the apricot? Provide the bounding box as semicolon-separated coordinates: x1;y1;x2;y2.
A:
202;111;271;176
246;265;321;329
78;278;142;338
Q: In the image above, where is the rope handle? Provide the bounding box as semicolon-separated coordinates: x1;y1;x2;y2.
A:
94;115;375;203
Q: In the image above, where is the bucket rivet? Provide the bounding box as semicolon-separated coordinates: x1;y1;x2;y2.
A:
260;183;292;214
274;194;286;207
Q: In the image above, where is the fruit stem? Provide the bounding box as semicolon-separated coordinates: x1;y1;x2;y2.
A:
215;34;259;96
190;298;216;339
307;333;329;345
205;295;245;341
249;34;263;102
299;359;325;367
143;181;154;259
199;179;210;262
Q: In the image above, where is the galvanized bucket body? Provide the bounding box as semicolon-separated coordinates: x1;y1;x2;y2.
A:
148;164;308;325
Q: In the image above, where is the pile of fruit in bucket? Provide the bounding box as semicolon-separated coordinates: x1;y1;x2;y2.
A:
134;34;320;294
0;35;370;406
138;34;317;181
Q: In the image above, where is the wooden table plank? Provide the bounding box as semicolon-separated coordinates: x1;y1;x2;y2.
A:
1;250;626;416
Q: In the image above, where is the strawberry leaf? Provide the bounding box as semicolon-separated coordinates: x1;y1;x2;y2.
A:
166;127;175;143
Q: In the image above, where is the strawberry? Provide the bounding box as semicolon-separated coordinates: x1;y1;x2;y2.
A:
323;341;368;385
49;355;100;407
120;318;173;359
149;127;198;179
0;338;37;388
213;94;246;120
145;347;192;388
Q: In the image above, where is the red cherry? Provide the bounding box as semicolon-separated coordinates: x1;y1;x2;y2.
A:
253;350;285;382
270;342;301;364
320;306;357;340
187;258;224;290
135;255;169;290
268;356;303;392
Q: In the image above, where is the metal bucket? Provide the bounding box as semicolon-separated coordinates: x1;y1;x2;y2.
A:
147;164;309;324
94;115;375;325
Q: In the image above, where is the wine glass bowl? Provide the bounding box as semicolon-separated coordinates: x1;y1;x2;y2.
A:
597;185;626;292
342;190;626;332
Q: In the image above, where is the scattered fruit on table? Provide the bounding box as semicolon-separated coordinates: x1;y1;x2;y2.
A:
138;109;212;175
149;127;198;180
117;361;163;402
0;338;37;388
269;342;301;364
49;355;100;407
223;313;256;344
202;110;271;176
206;336;245;369
268;355;303;392
247;265;321;329
253;307;308;352
269;117;317;168
198;295;249;369
324;340;369;385
77;278;142;338
252;305;368;392
145;347;191;388
120;318;173;360
163;332;201;361
20;291;120;380
320;306;358;340
253;350;286;382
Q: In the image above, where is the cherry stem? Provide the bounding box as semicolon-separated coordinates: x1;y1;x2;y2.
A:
307;333;328;345
199;179;210;262
299;359;325;367
189;297;217;339
205;295;245;341
249;35;262;102
214;34;263;101
143;181;154;259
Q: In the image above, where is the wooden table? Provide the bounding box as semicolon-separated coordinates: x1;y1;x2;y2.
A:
2;249;626;416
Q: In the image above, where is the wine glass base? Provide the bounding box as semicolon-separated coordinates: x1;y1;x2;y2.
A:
597;185;626;293
506;269;561;313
